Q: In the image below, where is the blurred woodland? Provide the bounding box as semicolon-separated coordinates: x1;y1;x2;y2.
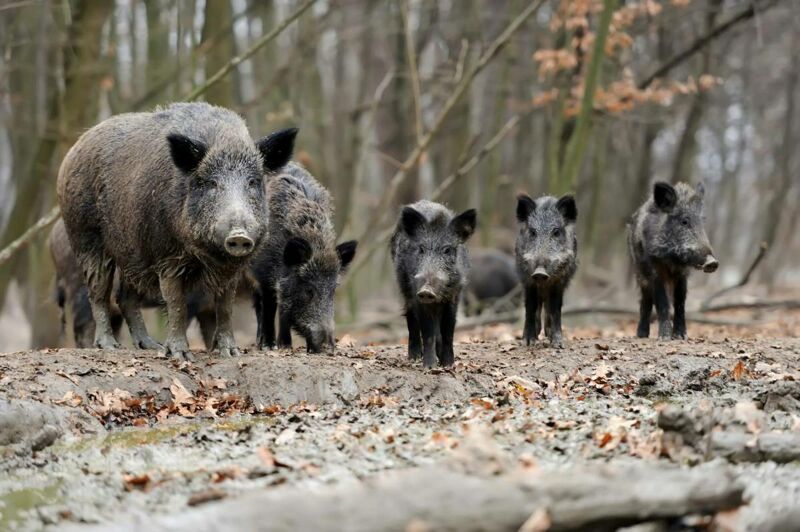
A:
0;0;798;350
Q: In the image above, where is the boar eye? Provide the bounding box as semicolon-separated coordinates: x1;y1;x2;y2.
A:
417;245;425;254
248;177;261;188
207;180;218;190
551;228;562;238
443;246;455;256
529;228;537;238
680;218;690;227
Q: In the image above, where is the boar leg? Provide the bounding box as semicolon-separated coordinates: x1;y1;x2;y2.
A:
257;287;279;350
278;311;293;349
438;302;457;367
405;307;422;360
522;285;541;346
419;306;439;369
213;281;240;358
546;288;564;349
118;281;162;350
672;275;688;339
84;255;120;349
653;278;672;340
196;310;217;351
636;282;653;338
159;275;192;361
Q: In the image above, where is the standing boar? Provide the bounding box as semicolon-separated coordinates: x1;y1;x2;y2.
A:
391;200;476;368
515;194;578;348
463;248;520;315
251;163;357;353
57;102;296;359
628;182;719;340
49;219;220;348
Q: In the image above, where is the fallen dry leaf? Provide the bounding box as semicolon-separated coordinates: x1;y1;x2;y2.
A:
338;334;357;348
187;488;227;506
123;473;151;491
53;390;82;407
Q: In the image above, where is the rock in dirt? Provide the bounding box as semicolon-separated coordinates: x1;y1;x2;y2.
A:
0;397;103;454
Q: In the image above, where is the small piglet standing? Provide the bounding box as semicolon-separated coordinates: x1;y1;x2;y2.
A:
628;182;719;340
515;194;578;348
391;201;476;368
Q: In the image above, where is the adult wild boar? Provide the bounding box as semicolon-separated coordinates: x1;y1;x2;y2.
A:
251;163;357;353
49;218;222;349
628;182;719;340
515;194;578;348
391;200;476;368
57;102;296;359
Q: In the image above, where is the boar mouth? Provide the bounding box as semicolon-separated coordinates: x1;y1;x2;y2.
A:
695;256;719;273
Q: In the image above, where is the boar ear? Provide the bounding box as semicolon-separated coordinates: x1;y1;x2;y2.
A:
695;182;705;198
556;195;578;224
401;207;426;237
257;127;298;172
516;194;536;222
653;182;677;211
336;240;358;270
167;134;207;174
451;209;477;241
283;237;312;267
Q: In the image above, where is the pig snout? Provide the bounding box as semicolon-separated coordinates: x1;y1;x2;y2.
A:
224;228;255;257
702;254;719;273
306;326;335;353
414;270;447;304
531;266;550;282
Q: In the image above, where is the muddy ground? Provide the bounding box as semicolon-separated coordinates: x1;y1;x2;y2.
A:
1;311;799;531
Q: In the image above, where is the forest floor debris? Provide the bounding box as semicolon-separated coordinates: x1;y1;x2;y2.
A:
1;324;799;531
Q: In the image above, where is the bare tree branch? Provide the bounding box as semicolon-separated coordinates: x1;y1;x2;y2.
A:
637;0;777;90
185;0;317;102
0;206;59;268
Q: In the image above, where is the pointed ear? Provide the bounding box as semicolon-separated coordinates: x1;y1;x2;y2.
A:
283;237;312;267
401;207;426;237
695;182;705;198
257;127;298;172
556;195;577;224
653;182;677;211
336;240;358;270
451;208;477;241
167;134;207;174
516;194;536;222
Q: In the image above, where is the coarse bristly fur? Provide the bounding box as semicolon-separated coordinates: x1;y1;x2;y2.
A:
49;218;221;349
515;194;578;348
390;200;476;368
628;181;719;340
251;162;357;353
57;102;296;359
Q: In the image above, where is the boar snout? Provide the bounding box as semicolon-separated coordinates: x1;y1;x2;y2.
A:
416;286;438;304
306;327;334;353
224;229;255;257
702;255;719;273
531;266;550;282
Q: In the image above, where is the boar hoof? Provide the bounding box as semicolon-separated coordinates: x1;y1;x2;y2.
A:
550;339;564;349
216;346;242;358
134;336;163;350
94;335;120;350
163;340;193;361
672;332;687;340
